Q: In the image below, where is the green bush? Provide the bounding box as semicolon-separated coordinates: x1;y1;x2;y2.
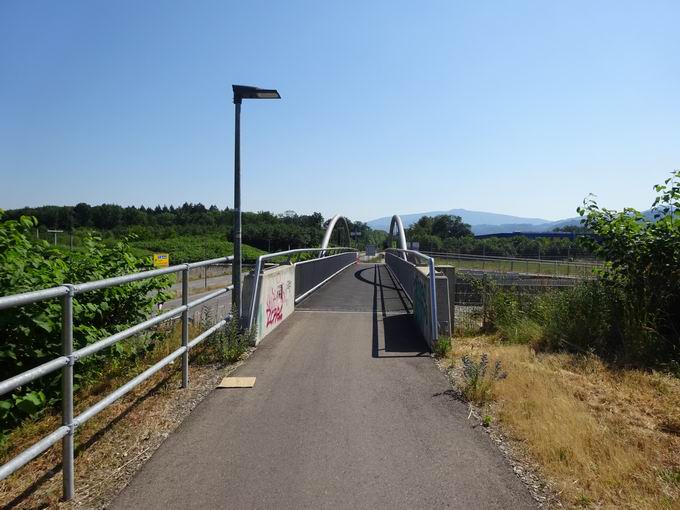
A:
0;213;172;438
460;353;507;404
479;171;680;369
433;336;451;357
577;170;680;366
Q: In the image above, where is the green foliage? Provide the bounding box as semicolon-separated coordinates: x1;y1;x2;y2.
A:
487;288;545;345
477;171;680;369
577;170;680;365
460;353;507;404
406;215;472;251
219;310;256;363
130;233;264;264
0;212;172;438
482;414;492;427
433;336;451;357
197;306;255;364
5;203;388;260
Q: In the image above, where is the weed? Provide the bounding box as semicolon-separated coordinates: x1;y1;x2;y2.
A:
460;353;507;404
660;468;680;486
434;337;451;357
482;415;492;427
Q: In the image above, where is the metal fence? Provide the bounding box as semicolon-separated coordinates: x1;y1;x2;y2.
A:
0;256;234;500
246;247;357;329
451;270;580;333
423;251;600;278
385;248;438;342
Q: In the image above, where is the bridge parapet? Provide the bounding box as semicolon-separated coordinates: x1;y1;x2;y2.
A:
385;248;451;347
244;247;358;343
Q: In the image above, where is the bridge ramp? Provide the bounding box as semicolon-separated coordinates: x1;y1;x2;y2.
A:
112;264;535;509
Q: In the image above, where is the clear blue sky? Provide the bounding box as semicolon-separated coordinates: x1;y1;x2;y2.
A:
1;1;678;222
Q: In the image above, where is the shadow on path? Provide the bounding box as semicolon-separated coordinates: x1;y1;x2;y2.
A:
365;264;427;358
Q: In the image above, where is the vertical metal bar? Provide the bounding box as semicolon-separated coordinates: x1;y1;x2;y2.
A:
247;256;262;330
61;286;75;501
181;266;189;388
428;258;438;342
233;101;242;325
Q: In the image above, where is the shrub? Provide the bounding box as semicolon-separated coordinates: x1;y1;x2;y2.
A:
0;212;172;438
577;170;680;366
477;170;680;368
198;306;256;365
433;337;451;357
487;288;545;344
460;353;507;404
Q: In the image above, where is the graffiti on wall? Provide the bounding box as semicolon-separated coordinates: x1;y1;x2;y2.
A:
265;282;289;327
257;265;295;343
413;273;429;342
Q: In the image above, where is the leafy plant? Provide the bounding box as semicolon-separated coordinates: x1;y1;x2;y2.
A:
205;306;256;364
482;414;492;427
433;336;451;357
577;169;680;365
0;212;172;439
460;353;507;404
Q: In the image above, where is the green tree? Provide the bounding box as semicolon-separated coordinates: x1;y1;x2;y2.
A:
431;214;473;239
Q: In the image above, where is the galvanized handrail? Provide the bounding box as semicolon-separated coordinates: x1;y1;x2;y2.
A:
385;248;438;342
0;256;233;500
246;247;356;329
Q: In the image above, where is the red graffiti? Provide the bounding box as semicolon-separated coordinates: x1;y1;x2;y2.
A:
265;284;285;327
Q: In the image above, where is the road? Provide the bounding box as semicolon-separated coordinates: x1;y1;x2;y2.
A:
164;274;236;321
112;263;535;509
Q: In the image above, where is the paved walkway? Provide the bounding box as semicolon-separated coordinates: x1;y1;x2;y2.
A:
112;264;535;509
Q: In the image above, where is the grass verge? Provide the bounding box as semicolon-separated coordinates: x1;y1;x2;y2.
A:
444;335;680;509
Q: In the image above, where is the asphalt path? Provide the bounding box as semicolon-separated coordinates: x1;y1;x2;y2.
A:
112;263;535;509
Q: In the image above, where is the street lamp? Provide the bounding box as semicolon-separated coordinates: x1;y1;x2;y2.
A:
232;85;281;326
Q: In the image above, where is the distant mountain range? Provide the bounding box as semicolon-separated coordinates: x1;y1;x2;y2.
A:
366;208;583;235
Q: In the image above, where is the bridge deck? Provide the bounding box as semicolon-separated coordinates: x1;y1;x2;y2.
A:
112;263;534;509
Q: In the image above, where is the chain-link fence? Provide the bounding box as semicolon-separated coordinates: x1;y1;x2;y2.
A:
451;270;581;334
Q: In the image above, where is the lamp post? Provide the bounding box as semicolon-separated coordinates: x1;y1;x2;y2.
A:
232;85;281;326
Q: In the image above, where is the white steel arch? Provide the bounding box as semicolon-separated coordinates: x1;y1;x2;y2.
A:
388;214;408;251
320;214;352;250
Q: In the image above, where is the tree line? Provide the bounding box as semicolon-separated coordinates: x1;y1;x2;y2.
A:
404;214;593;259
3;203;388;253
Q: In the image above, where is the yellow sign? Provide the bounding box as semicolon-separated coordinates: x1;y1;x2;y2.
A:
153;253;170;268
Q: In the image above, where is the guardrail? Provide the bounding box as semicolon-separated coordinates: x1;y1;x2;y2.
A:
422;251;600;277
385;248;438;343
246;247;356;330
0;256;233;501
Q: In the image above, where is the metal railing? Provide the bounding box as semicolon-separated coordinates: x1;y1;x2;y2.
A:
422;251;600;278
0;256;233;501
385;248;438;342
295;251;358;303
246;247;356;329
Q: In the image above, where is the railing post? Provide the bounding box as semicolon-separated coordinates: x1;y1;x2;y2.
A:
181;266;189;388
428;258;438;343
61;285;75;501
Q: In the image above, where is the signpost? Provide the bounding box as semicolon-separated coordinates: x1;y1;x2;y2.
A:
153;253;170;268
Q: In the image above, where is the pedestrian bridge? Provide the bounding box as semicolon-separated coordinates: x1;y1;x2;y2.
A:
0;215;535;509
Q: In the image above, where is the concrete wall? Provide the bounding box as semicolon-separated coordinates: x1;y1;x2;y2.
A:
253;265;295;344
412;268;434;348
386;258;452;349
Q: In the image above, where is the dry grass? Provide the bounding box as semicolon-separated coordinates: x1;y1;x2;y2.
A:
0;321;233;509
446;335;680;510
